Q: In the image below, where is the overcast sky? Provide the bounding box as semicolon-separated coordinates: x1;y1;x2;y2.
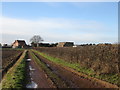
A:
1;2;118;45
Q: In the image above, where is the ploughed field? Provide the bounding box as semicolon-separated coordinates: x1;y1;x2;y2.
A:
1;46;120;89
1;49;23;78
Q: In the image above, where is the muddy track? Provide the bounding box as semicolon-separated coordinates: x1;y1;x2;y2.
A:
33;51;119;88
25;51;55;88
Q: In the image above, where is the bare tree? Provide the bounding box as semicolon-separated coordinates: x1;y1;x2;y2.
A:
30;35;44;47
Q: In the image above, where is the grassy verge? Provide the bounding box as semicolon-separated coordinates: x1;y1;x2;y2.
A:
1;50;27;89
29;50;68;88
32;49;120;87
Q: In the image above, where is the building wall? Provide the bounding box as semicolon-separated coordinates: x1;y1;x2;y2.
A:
57;42;64;47
12;41;19;48
57;42;74;47
64;42;74;47
12;40;27;48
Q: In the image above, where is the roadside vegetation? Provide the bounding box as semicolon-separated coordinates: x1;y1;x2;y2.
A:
32;49;120;87
1;50;27;88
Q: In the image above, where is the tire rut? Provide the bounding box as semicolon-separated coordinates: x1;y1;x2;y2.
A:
25;51;56;88
32;51;68;88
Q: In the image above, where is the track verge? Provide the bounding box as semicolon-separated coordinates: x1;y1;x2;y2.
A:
1;50;27;89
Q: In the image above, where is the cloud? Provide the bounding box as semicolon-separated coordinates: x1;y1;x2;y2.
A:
1;17;117;44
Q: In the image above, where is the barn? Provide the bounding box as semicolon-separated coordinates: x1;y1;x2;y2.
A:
57;42;74;47
12;40;27;48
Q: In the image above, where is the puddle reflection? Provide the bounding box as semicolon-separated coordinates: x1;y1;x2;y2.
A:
26;81;38;88
29;66;35;71
26;59;31;62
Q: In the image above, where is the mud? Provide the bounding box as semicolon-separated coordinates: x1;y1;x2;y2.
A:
25;51;55;88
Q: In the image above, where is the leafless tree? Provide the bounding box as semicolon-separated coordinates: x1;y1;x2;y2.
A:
30;35;44;47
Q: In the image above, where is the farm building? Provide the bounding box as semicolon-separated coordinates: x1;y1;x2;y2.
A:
12;40;27;48
39;43;50;47
31;43;50;47
57;42;74;47
31;43;58;47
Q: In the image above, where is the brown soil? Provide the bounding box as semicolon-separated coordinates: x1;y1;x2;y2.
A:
33;51;119;88
25;51;55;88
2;52;23;79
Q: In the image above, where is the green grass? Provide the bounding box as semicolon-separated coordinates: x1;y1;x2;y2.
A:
1;51;26;89
32;49;120;87
30;50;67;88
95;74;120;86
32;49;94;75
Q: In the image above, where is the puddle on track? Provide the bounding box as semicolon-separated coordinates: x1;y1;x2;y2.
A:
29;66;35;71
26;81;38;88
26;58;38;89
46;64;50;67
26;59;31;62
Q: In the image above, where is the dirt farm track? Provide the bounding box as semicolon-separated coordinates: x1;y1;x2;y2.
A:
1;48;119;89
